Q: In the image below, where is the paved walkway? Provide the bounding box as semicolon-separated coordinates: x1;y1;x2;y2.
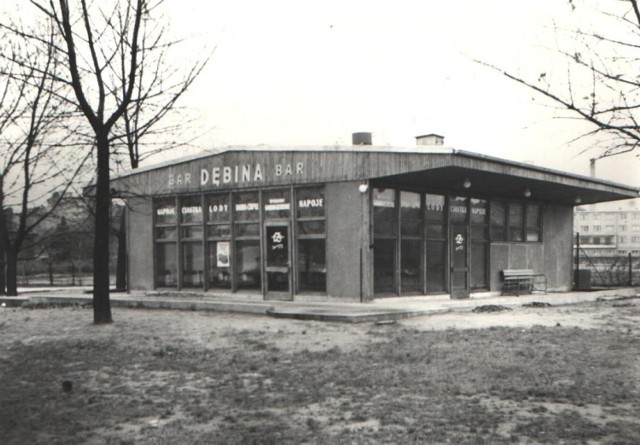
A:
2;286;638;323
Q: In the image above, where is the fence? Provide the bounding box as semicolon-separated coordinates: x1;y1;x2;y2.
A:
15;259;116;287
574;234;640;288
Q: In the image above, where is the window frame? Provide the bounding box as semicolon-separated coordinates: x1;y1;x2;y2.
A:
153;196;179;288
490;199;542;243
295;186;327;293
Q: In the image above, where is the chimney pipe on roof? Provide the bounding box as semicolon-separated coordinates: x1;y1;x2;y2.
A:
416;134;444;146
352;132;372;145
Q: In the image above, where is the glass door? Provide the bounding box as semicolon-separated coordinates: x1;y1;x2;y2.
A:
450;224;469;298
265;223;292;300
450;196;470;299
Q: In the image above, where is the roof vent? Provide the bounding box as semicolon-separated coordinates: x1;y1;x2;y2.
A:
416;134;444;146
352;132;372;145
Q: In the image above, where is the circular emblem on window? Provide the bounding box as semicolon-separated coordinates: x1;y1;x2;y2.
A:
271;231;285;243
455;233;464;245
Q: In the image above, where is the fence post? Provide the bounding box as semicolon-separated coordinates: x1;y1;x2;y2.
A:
575;232;580;289
629;252;633;287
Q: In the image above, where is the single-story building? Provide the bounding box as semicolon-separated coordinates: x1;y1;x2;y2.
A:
111;133;639;301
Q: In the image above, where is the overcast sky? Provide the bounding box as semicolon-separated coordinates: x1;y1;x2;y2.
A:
6;0;640;188
160;0;639;186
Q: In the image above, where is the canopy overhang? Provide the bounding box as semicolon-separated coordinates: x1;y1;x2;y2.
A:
368;150;638;206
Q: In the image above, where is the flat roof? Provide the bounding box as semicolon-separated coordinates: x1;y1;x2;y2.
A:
111;145;639;205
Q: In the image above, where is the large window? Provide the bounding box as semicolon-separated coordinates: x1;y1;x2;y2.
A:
155;243;177;287
526;203;541;242
296;187;326;292
490;201;507;241
373;188;396;294
400;191;422;293
234;192;261;290
235;241;261;290
234;191;260;236
508;203;524;241
470;198;488;290
425;194;446;293
491;200;541;243
373;191;448;296
154;197;177;287
180;196;204;288
206;193;231;290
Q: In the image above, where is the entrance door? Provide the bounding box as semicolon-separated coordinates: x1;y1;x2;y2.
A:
264;223;292;300
450;223;470;299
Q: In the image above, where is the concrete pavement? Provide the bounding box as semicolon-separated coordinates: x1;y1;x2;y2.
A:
1;287;637;323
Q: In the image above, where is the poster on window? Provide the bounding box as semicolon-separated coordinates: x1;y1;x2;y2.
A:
216;241;230;267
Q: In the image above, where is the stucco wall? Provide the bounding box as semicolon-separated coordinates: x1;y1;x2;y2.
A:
127;197;154;291
325;182;366;301
489;203;573;292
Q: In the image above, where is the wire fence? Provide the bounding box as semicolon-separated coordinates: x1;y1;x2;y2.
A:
574;251;640;288
15;259;117;287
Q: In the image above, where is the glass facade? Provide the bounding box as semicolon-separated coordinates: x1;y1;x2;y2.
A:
152;183;543;299
153;186;326;296
372;190;542;297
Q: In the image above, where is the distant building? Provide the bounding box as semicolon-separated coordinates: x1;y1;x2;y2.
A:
574;199;640;257
573;199;640;287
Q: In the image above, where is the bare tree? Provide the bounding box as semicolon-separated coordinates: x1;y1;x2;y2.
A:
1;0;148;323
0;25;88;296
3;0;210;323
482;0;640;160
108;22;211;292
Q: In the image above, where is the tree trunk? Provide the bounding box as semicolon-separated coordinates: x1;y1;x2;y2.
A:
115;210;127;291
0;245;5;295
93;132;113;324
5;249;18;296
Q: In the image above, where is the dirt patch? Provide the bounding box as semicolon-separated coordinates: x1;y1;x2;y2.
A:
472;304;512;313
1;298;639;443
522;301;553;308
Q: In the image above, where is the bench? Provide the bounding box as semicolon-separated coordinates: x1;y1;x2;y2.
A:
501;269;547;296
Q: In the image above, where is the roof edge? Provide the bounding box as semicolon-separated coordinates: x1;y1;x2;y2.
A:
452;149;639;195
110;145;639;197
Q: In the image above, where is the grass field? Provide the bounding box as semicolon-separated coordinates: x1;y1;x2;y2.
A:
0;298;639;444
